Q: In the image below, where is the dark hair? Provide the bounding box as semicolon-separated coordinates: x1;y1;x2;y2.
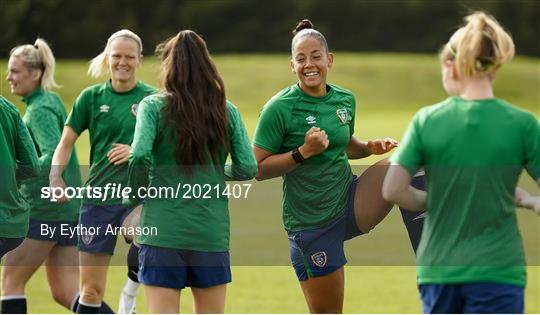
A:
156;30;229;168
292;19;314;36
291;19;329;53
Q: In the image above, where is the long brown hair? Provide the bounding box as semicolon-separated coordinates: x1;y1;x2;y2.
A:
157;30;229;166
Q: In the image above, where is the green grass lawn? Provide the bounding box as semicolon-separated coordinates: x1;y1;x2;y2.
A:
1;54;539;313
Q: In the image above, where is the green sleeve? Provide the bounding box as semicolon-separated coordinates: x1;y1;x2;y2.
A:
390;110;424;176
224;102;257;181
125;95;159;207
31;107;62;168
65;91;90;135
253;100;288;153
523;114;540;181
15;113;40;182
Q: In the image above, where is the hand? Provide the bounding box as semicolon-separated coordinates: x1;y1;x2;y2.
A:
516;187;540;215
367;138;398;155
107;143;132;165
299;127;329;159
514;187;529;206
49;176;69;203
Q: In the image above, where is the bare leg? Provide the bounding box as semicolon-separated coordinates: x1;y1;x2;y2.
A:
1;238;55;296
78;252;111;305
144;285;180;314
121;204;142;243
299;267;344;314
354;158;394;233
191;284;227;314
45;245;79;309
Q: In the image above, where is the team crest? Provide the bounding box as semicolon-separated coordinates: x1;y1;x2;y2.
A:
336;108;348;124
80;231;93;246
131;103;139;117
311;251;327;267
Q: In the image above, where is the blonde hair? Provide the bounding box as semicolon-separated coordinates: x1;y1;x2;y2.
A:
88;29;143;78
10;38;59;90
440;11;515;78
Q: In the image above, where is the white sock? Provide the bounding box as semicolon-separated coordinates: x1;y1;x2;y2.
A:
123;278;140;296
79;297;102;308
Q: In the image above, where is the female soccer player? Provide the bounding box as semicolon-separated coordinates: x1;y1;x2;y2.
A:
383;12;540;314
1;38;82;314
0;95;39;262
50;29;155;314
253;19;399;313
126;30;256;314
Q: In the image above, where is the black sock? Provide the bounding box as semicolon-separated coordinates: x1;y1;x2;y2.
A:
1;297;27;314
76;302;100;314
127;243;140;283
73;297;114;314
399;174;426;254
99;301;114;314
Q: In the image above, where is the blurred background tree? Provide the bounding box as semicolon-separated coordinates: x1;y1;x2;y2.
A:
1;0;538;57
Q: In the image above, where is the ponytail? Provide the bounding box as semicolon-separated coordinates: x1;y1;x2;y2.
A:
10;38;59;90
440;11;515;78
34;38;59;90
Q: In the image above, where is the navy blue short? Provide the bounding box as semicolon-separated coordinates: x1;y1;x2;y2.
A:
78;204;134;255
420;283;524;314
138;244;231;290
287;176;362;281
0;237;24;259
27;219;78;246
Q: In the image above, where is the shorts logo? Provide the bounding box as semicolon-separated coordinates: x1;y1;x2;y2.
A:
100;104;110;113
336;108;348;124
311;251;327;267
131;103;139;117
80;232;93;246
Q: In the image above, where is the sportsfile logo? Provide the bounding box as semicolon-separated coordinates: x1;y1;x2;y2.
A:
41;183;252;202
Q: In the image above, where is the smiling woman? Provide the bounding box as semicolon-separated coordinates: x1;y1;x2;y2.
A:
48;29;156;314
252;19;412;314
2;38;82;314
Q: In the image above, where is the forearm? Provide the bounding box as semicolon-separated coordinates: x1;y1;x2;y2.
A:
256;150;299;181
346;137;371;159
383;164;426;210
393;186;427;211
50;143;72;179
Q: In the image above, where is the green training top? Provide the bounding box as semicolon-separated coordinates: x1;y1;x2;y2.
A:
20;88;81;221
66;81;156;205
0;96;40;238
391;96;540;287
127;94;257;251
253;83;355;232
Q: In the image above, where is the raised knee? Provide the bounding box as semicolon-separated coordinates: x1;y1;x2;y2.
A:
80;284;104;304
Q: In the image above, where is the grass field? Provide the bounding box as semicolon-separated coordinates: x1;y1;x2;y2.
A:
0;54;539;313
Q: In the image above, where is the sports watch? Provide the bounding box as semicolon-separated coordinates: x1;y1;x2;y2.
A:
291;147;305;163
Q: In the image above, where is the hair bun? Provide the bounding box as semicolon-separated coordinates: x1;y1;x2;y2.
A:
292;19;314;36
